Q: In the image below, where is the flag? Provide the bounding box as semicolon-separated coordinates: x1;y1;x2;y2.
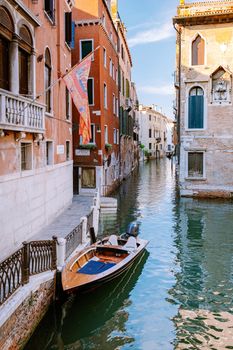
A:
63;55;92;144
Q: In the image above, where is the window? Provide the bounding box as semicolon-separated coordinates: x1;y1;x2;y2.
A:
65;12;72;46
45;48;52;113
116;69;118;85
188;87;204;129
149;115;151;121
80;39;93;60
109;58;112;77
0;36;10;90
90;124;95;143
46;141;53;165
21;143;32;171
122;73;125;96
0;7;13;91
149;129;152;138
116;97;119;117
81;167;96;188
121;44;124;61
103;47;106;67
126;79;130;98
104;83;107;109
116;129;119;144
44;0;55;23
66;141;70;161
113;94;116;114
113;128;117;144
112;63;115;80
192;35;204;66
19;48;29;95
66;88;71;120
88;78;94;105
149;143;152;150
188;152;204;178
104;125;108;143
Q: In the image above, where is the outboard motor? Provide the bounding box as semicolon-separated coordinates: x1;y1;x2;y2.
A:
126;222;139;237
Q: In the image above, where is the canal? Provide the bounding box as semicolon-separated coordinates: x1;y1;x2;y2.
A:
25;159;233;349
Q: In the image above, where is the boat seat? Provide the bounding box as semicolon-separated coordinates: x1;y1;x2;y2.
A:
107;234;118;245
123;236;137;252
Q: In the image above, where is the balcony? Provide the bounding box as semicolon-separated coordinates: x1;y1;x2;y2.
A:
0;89;45;133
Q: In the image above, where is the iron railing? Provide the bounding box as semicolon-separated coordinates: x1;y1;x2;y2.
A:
0;248;23;305
86;209;94;234
29;240;56;276
65;223;82;259
0;239;57;305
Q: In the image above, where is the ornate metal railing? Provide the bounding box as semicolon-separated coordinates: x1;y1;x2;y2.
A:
0;239;57;306
65;223;82;259
0;248;23;305
86;209;94;234
29;240;56;276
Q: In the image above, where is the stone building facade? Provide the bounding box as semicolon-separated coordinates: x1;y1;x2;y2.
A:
0;0;74;258
174;0;233;198
137;105;168;160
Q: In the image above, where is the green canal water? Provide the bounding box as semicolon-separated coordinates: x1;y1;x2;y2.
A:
25;159;233;349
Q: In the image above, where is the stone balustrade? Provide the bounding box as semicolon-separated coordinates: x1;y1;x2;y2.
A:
0;89;45;133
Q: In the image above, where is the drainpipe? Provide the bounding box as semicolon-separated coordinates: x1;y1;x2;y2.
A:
173;23;181;165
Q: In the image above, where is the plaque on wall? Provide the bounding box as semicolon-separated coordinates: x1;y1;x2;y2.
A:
57;145;64;155
75;149;91;156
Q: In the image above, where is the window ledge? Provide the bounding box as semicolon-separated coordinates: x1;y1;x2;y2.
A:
185;177;207;181
45;111;54;118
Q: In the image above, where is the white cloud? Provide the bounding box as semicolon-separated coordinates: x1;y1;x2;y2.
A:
138;84;174;96
128;22;174;48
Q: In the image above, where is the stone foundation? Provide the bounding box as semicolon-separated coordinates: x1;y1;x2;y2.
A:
0;277;55;350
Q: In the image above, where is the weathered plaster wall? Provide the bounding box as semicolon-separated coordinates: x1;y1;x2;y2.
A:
0;162;73;260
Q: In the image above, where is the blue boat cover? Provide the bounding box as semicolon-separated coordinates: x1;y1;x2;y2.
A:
78;260;116;275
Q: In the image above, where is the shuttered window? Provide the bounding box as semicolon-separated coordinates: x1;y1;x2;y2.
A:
45;48;52;113
44;0;55;23
0;36;9;90
65;12;72;45
188;152;204;178
19;48;29;95
192;35;205;66
188;87;204;129
80;40;93;60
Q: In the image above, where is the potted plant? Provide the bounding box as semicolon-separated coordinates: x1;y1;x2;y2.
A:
79;143;97;150
105;143;112;151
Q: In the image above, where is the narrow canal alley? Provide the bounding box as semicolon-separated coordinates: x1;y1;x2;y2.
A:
25;159;233;350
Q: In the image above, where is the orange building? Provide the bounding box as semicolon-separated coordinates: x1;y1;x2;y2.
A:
72;0;120;196
0;0;74;258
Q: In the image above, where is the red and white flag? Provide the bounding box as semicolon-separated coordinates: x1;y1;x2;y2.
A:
63;55;92;144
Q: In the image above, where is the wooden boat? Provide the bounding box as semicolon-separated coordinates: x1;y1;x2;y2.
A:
62;234;148;293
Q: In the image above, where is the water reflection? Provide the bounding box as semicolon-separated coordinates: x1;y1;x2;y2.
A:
172;198;233;348
25;251;149;350
24;159;233;349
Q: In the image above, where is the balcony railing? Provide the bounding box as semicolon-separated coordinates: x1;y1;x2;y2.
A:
0;89;45;133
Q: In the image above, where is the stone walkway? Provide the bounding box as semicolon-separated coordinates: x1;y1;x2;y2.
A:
31;195;94;241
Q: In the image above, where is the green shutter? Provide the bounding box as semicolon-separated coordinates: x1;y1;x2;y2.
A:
188;95;204;128
81;40;92;59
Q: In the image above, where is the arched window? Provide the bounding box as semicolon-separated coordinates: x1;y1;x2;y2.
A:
0;6;14;90
19;25;32;95
192;35;205;66
45;48;52;113
188;87;204;129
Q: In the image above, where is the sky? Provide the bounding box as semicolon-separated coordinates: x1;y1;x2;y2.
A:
118;0;179;119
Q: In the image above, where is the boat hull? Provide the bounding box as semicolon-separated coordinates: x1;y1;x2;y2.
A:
62;238;148;293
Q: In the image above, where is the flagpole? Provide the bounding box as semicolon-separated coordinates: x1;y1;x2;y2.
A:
17;45;101;116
